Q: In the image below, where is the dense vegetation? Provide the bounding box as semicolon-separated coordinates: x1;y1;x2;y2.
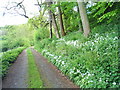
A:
33;2;119;88
0;47;25;78
34;23;119;88
1;1;119;88
0;24;34;52
0;24;33;79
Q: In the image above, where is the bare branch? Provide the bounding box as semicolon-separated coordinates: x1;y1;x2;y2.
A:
3;0;29;18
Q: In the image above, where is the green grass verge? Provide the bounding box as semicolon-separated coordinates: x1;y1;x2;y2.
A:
27;48;43;88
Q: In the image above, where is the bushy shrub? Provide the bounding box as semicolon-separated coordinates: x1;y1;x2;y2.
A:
35;27;49;41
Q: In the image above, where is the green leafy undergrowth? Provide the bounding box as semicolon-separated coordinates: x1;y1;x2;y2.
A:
0;47;25;78
35;24;119;88
27;48;43;88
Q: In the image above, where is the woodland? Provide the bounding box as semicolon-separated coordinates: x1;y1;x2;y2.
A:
0;0;120;88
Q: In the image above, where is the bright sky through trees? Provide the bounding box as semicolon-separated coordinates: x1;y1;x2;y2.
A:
0;0;117;27
0;0;39;26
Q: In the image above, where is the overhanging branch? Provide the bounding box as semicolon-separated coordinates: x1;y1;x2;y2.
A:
3;0;29;18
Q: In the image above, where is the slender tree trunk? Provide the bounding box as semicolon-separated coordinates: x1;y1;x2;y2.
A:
77;0;90;37
52;13;60;38
48;1;53;38
58;2;66;36
77;5;83;32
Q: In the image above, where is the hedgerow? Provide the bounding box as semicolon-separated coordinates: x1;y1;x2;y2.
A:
0;47;25;78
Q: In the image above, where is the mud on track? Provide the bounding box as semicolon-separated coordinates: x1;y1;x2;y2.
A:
31;48;79;88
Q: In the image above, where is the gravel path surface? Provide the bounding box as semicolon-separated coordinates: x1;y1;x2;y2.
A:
2;50;28;88
31;48;79;88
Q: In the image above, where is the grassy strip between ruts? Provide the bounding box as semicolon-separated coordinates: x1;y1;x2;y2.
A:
27;48;43;88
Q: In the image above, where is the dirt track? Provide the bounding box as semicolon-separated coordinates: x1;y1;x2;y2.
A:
2;48;79;88
2;50;28;88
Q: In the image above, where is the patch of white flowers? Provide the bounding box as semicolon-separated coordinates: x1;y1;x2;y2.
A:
65;40;79;47
55;33;118;52
41;32;118;88
112;82;116;85
42;49;65;67
42;49;96;83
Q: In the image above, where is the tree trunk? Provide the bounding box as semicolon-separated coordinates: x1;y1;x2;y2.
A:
58;3;66;36
77;5;83;32
77;0;90;37
48;1;53;38
52;13;60;38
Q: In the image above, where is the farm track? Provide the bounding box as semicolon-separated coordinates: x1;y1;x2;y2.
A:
2;48;79;88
